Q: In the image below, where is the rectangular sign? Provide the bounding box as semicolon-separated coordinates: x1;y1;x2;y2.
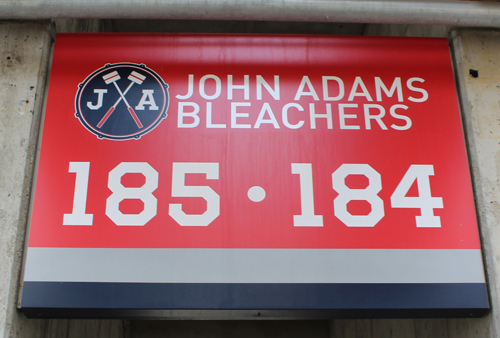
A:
20;33;489;318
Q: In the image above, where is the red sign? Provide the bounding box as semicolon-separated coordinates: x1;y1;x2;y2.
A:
21;34;488;318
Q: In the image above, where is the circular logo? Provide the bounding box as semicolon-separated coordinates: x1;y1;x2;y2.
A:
75;63;169;140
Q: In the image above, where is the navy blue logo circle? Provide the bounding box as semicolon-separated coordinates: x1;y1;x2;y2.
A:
75;63;169;140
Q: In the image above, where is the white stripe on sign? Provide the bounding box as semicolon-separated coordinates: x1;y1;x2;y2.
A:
23;248;486;284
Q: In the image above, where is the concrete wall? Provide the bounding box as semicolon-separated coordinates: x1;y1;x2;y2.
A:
364;23;450;37
2;20;500;338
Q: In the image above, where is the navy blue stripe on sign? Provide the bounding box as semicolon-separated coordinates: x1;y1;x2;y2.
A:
21;282;489;314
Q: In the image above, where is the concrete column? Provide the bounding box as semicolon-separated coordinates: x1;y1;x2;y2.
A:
450;27;500;338
0;21;52;338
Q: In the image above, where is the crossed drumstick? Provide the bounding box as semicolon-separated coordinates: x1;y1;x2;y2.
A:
97;70;146;129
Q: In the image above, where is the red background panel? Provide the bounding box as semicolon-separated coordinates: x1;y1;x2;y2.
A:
27;34;480;249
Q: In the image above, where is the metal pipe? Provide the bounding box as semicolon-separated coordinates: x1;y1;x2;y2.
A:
2;0;500;27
